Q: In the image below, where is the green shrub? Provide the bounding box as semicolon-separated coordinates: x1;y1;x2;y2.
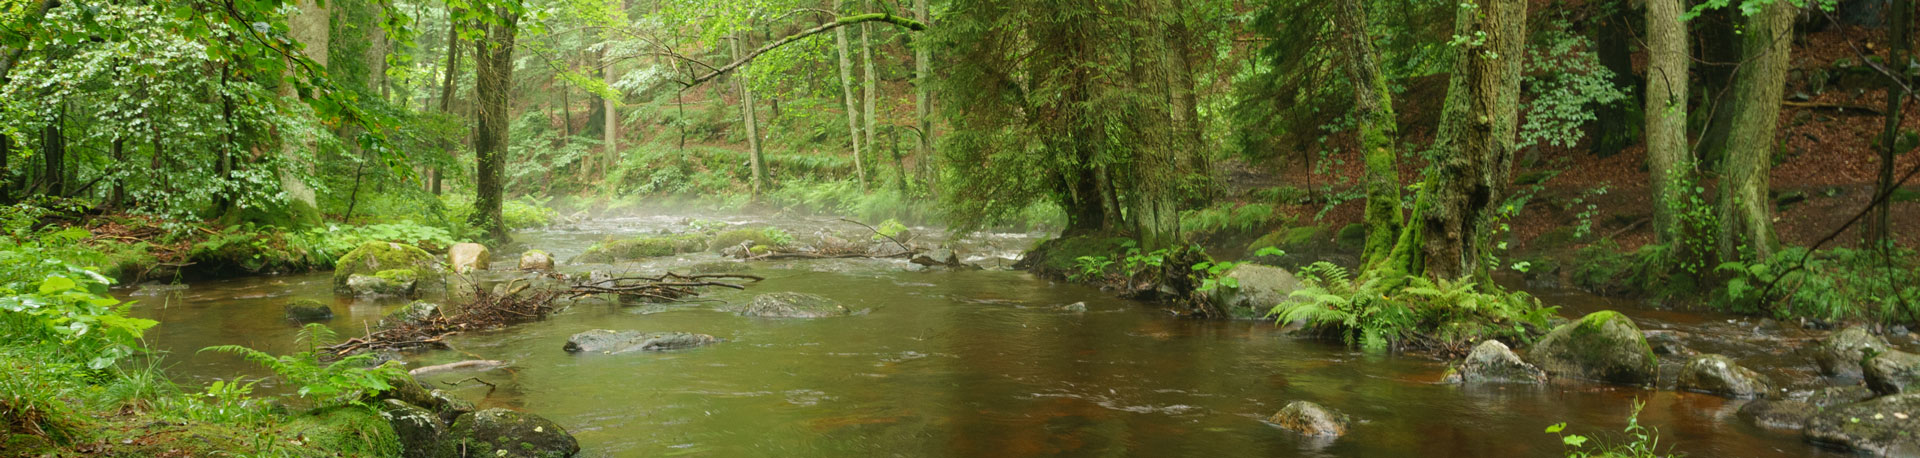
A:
202;324;408;408
1545;401;1674;458
1272;262;1557;352
1717;246;1920;324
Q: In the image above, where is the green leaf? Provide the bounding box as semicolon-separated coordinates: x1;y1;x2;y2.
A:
1561;434;1589;447
39;276;76;294
1545;423;1566;433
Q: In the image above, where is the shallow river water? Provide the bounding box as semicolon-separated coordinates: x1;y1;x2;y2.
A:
120;214;1884;457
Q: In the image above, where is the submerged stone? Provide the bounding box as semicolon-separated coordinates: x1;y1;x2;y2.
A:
1268;401;1350;438
448;243;490;274
1677;354;1772;398
1452;340;1547;384
562;330;722;354
741;292;853;318
285;299;335;322
1803;393;1920;456
1813;326;1891;378
1865;349;1920;396
434;409;580;458
1526;311;1659;385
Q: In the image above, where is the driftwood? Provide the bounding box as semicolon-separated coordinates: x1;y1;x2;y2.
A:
327;272;761;356
408;359;507;376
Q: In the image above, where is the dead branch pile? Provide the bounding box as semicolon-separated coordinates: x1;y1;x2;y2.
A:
327;272;762;356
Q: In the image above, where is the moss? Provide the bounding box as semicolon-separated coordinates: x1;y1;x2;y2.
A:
1248;226;1324;252
333;242;441;291
1893;187;1920;203
708;228;783;252
1013;235;1134;280
575;234;708;263
1335;223;1366;250
374;269;418;283
278;406;402;457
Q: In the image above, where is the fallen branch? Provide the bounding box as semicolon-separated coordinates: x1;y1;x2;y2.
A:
1782;100;1883;114
409;360;507;376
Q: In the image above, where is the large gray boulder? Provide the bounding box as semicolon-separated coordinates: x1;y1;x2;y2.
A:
1676;354;1772;398
448;243;490;274
434;409;580;458
562;330;722;354
1268;401;1350;438
1449;340;1546;384
380;399;444;458
741;292;853;318
1813;326;1892;378
1803;393;1920;456
1526;311;1659;385
1865;349;1920;396
1206;264;1301;320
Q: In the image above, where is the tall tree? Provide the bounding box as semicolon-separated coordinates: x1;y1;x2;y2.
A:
432;4;462;195
1590;0;1641;157
911;0;932;189
860;0;880;189
1716;0;1791;261
471;6;518;243
1331;0;1404;267
836;1;867;187
1645;0;1690;244
1871;0;1912;245
731;32;769;195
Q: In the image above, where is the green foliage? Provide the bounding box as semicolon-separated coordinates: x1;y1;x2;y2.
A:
1715;246;1920;324
201;325;406;408
1181;202;1283;235
873;219;910;242
1192;260;1242;293
1519;19;1630;150
282;222;459;266
1572;241;1701;299
1273;262;1556;352
1072;255;1115;282
0;216;155;370
1546;401;1675;458
1568;185;1610;240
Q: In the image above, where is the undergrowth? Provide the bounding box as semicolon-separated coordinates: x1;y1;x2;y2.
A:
1271;262;1558;353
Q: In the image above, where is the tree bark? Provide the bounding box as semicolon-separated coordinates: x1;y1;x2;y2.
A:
1646;0;1691;245
434;8;461;196
1591;0;1641;157
1128;0;1183;250
280;0;328;219
1871;0;1911;245
471;9;518;243
836;4;867;187
0;0;60;83
1332;0;1405;267
860;0;881;189
1716;0;1790;261
731;34;769;195
39;116;65;197
602;47;619;182
912;0;933;191
1412;0;1528;281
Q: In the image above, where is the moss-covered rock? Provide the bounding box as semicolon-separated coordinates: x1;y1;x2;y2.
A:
285;299;335;322
518;250;555;271
741;292;854;318
382;301;441;327
573;235;707;263
278;406;403;457
1526;311;1659;385
379;399;444;458
708;228;786;252
1676;354;1771;398
1206;264;1301;320
347;271;419;298
1268;401;1350;438
334;242;445;295
1803;392;1920;455
1449;340;1546;384
1864;349;1920;396
1738;399;1815;431
434;409;579;458
561;330;723;354
1814;326;1892;378
1013;235;1134;280
1334;223;1366;251
1806;385;1878;409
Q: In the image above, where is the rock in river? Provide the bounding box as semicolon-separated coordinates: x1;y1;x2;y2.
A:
1205;263;1301;320
1526;310;1659;385
1449;340;1546;384
741;292;853;318
1676;354;1772;398
285;299;335;322
382;301;441;327
1813;326;1891;378
519;250;555;271
910;248;961;267
347;270;419;298
380;399;444;458
334;241;446;296
1738;399;1816;431
448;243;490;274
1865;349;1920;396
1803;392;1920;456
434;408;580;458
562;330;722;354
1269;401;1350;438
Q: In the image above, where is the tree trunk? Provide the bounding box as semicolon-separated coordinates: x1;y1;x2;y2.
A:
1695;7;1744;165
0;0;60;82
836;7;867;187
602;47;618;181
280;0;327;219
912;0;933;192
1332;0;1405;267
1411;0;1528;281
108;138;125;209
1646;0;1691;245
0;133;12;204
471;9;517;243
1591;0;1641;157
1716;0;1790;262
1872;0;1911;245
1128;0;1183;250
860;0;880;189
731;34;769;195
39;117;64;197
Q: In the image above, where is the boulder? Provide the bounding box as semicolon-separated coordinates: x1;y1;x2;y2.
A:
1676;354;1772;398
1450;340;1546;384
1813;326;1892;377
347;270;419;298
1643;330;1695;357
561;330;722;354
1803;393;1920;456
382;301;440;327
448;243;490;274
572;235;706;263
1737;399;1816;430
741;292;853;318
1865;349;1920;396
1268;401;1350;438
1205;264;1302;320
1806;385;1879;409
285;299;335;322
1058;302;1088;313
334;242;446;295
429;389;476;425
518;250;555;271
380;399;444;458
911;249;961;267
1526;311;1659;385
434;409;580;458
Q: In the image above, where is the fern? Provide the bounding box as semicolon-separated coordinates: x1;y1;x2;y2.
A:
201;324;404;407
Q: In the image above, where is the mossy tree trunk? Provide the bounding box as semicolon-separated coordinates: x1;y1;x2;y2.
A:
912;0;934;192
1129;0;1184;250
470;8;517;243
836;2;867;188
1331;0;1405;267
1694;7;1744;165
1716;0;1790;262
1646;0;1690;245
1872;0;1912;245
432;9;461;195
860;0;881;190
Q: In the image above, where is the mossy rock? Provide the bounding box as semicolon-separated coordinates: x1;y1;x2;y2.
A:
1268;401;1350;438
1675;354;1771;398
1864;349;1920;396
1248;226;1324;252
285;299;336;322
708;228;786;252
741;292;854;318
278;406;403;457
379;399;444;458
574;234;707;263
1803;393;1920;455
1206;264;1301;320
433;409;579;458
334;242;445;295
1013;235;1134;280
1334;223;1366;250
1813;326;1892;378
1526;310;1659;385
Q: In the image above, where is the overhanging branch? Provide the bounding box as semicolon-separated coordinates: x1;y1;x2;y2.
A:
679;13;926;88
